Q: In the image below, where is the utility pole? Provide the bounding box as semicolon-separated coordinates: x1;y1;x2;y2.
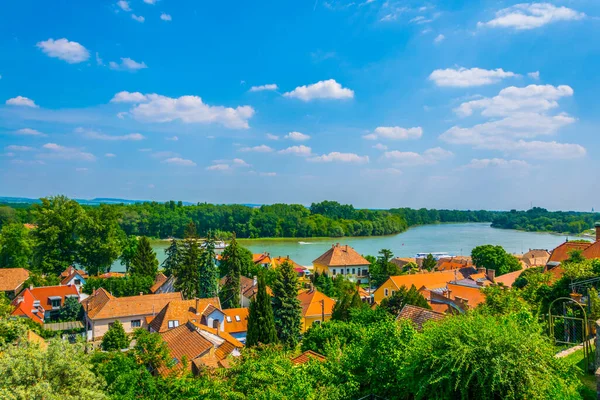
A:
320;299;325;323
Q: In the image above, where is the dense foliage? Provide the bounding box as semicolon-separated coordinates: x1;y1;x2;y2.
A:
246;272;278;347
101;320;129;351
492;207;600;235
82;276;154;297
471;244;523;276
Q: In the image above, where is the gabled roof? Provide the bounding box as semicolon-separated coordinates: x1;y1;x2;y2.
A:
252;253;272;265
84;291;182;320
223;308;249;333
548;241;591;263
12;285;79;312
150;273;168;293
447;283;486;309
298;289;336;318
0;268;29;292
494;270;523;288
158;323;213;374
11;289;44;324
81;288;114;318
271;256;304;270
386;268;475;292
397;304;445;330
313;244;370;267
582;241;600;260
60;266;88;279
390;257;417;268
291;350;326;365
189;321;245;348
148;297;221;333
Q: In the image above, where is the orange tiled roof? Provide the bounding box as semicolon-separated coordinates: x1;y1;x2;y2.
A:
313;244;370;267
159;323;213;374
548;241;591;263
11;289;43;324
271;256;304;270
387;268;475;292
150;273;168;293
0;268;29;292
429;302;452;314
85;291;182;320
298;289;336;318
97;272;126;279
81;288;114;318
437;261;470;271
60;266;88;279
252;253;272;265
291;350;326;365
447;283;486;308
494;270;523;288
583;241;600;260
397;304;445;330
149;297;221;333
12;285;79;312
189;321;244;348
223;308;248;333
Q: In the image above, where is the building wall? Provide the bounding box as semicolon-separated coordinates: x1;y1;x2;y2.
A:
204;309;225;331
314;262;370;283
373;279;398;304
301;314;331;333
88;314;151;340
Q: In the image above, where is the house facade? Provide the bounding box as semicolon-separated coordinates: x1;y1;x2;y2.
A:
11;284;80;324
298;288;336;332
313;244;371;283
60;266;88;290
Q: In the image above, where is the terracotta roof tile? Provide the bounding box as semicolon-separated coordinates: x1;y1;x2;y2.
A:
298;289;335;318
494;270;523;288
149;297;221;333
313;244;370;267
60;266;88;279
447;283;486;309
0;268;29;292
223;308;248;333
12;285;79;312
189;321;244;348
271;256;304;270
548;241;591;263
85;291;182;321
397;304;445;330
291;350;326;365
150;273;168;293
159;323;213;374
386;268;475;292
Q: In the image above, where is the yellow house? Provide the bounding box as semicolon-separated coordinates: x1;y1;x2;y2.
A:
313;244;371;283
373;269;474;304
298;288;336;332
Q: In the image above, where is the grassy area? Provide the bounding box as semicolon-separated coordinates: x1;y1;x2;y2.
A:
563;346;596;399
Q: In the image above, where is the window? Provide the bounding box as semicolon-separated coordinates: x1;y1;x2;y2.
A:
332;269;336;275
212;319;220;329
51;299;61;308
168;320;179;328
384;288;389;297
391;290;395;296
131;319;141;328
235;315;241;322
362;269;368;277
226;316;232;323
352;268;356;275
313;320;321;326
340;269;344;275
74;279;81;285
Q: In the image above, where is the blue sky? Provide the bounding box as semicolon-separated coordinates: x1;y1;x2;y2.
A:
1;0;599;210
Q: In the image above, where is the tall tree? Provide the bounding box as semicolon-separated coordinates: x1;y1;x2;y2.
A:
161;238;181;277
422;253;437;271
31;195;85;275
271;260;302;348
332;286;364;322
369;249;402;287
76;205;123;275
0;223;32;269
246;272;277;347
0;206;17;230
101;320;130;351
173;223;201;299
198;231;218;298
129;236;158;278
219;236;247;308
119;235;139;272
471;244;522;276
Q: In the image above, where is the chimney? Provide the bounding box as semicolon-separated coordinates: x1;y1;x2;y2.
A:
195;298;200;315
595;222;600;242
477;267;485;274
139;292;143;296
345;245;348;251
486;269;496;283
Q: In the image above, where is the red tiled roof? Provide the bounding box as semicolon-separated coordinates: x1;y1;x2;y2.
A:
447;283;486;309
0;268;29;292
159;323;213;374
291;350;326;365
548;241;591;263
397;304;445;330
85;291;182;321
12;285;79;312
148;297;221;333
11;289;43;324
583;241;600;260
223;308;248;333
494;270;523;288
60;266;88;279
313;244;370;267
387;268;475;292
150;273;168;293
298;289;335;318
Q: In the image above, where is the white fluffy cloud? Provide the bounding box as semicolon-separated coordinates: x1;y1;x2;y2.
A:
285;131;310;141
206;163;230;171
163;157;196;166
36;38;89;64
160;13;172;21
478;3;585;30
309;152;369;164
363;126;422;140
115;93;254;129
41;143;96;161
372;143;388;151
240;145;274;153
132;14;145;22
75;127;145;141
117;1;131;11
283;79;354;101
383;147;453;166
6;96;38;108
434;34;445;44
429;67;518;87
111;91;148;103
462;158;530;169
109;58;148;71
249;84;278;92
15;128;45;136
278;145;312;156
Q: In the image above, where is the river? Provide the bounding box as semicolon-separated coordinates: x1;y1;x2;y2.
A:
110;223;586;271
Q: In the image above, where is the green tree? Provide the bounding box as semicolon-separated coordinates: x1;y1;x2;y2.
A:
422;253;437;271
91;351;159;399
161;238;181;277
58;296;82;321
76;205;123;275
129;236;158;278
565;248;586;264
132;329;171;373
0;206;17;229
271;260;302;348
379;284;431;316
31;195;85;275
478;285;530;316
102;320;130;351
368;249;402;287
471;244;522;276
246;272;278;347
119;235;139;273
219;236;245;308
198;231;218;298
0;338;106;400
0;223;32;269
332;287;365;322
174;236;201;299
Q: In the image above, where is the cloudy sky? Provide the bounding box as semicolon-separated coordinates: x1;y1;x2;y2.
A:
1;1;598;210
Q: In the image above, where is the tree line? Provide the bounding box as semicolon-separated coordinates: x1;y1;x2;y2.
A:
491;207;600;235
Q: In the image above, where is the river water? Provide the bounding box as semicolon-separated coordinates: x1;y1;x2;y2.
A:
110;223;586;271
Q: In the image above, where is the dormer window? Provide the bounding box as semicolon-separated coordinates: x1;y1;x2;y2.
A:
168;320;179;328
226;316;232;323
235;315;241;322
